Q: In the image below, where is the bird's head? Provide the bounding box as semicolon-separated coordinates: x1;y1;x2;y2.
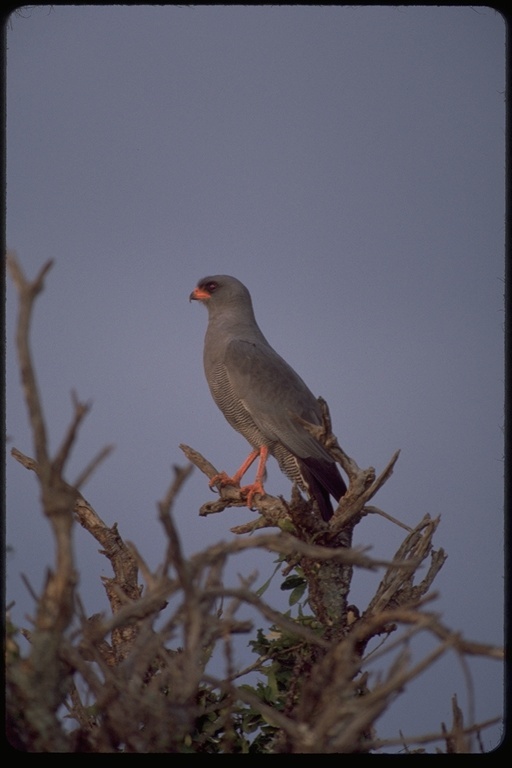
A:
189;275;254;318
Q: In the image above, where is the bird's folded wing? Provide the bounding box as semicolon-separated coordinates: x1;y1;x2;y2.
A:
223;338;332;462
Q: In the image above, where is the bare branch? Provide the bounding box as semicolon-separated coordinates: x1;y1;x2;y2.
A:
7;255;502;753
73;442;115;489
53;390;92;476
6;251;53;470
363;505;413;532
372;714;502;751
11;446;40;474
158;463;195;592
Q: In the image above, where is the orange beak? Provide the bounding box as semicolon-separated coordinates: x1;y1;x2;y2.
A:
189;286;211;302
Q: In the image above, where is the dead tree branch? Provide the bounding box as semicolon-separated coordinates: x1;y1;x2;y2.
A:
6;252;115;749
6;255;503;753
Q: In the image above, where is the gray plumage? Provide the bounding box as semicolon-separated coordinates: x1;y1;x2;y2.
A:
190;275;347;521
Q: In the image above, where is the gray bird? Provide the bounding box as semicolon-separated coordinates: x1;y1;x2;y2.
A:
190;275;347;521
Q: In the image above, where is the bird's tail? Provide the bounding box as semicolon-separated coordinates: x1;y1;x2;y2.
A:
299;457;347;522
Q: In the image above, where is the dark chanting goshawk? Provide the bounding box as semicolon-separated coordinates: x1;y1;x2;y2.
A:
190;275;347;521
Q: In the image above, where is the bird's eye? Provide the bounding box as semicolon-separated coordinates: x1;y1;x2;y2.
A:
204;281;218;293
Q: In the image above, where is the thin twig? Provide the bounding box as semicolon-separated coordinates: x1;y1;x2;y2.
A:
7;251;53;470
53;391;91;477
73;443;115;489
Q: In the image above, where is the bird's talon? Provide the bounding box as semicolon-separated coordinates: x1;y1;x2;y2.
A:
209;471;236;491
241;482;266;509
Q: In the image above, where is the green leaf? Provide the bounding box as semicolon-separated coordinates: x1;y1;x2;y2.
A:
288;583;307;606
280;575;306;591
256;561;282;597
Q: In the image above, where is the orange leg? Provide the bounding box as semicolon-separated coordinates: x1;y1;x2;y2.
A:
232;449;261;485
209;446;269;508
209;449;259;489
241;446;269;508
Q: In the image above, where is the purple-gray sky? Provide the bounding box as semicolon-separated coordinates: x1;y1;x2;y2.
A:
5;5;505;751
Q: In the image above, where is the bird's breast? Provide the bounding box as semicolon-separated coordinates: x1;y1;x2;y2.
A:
207;361;268;450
